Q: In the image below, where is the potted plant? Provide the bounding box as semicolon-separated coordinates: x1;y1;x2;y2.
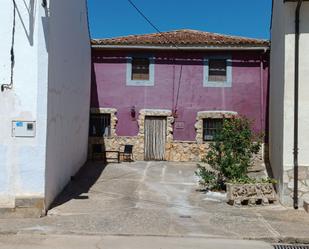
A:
195;115;276;206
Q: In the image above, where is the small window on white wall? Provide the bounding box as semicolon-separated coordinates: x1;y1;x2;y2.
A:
204;55;232;88
126;55;154;86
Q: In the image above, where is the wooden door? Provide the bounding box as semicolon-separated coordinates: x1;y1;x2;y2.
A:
144;116;166;161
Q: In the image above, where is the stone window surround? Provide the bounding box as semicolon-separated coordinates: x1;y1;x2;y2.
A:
126;54;155;86
203;55;232;88
90;108;118;137
137;109;174;142
195;111;238;144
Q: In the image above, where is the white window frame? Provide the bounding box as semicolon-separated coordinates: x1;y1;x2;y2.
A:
203;55;232;88
126;55;155;86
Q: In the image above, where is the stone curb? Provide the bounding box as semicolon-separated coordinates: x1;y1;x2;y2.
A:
1;230;309;245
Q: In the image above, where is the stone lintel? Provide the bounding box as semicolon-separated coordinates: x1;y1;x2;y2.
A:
197;110;238;119
90;107;117;114
139;109;172;116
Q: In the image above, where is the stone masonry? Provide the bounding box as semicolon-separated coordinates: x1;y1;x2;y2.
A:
89;108;265;164
195;111;237;144
283;166;309;206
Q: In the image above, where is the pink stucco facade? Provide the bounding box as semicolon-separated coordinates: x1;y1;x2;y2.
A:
91;50;269;141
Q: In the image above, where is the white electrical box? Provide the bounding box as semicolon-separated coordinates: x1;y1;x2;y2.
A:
12;121;36;137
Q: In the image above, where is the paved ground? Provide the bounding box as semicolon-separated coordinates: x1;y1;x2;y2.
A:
0;161;309;243
0;234;274;249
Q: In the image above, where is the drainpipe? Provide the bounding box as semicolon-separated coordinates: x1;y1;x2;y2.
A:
293;0;303;210
260;54;264;133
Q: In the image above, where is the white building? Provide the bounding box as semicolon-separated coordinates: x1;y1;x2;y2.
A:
0;0;91;216
270;0;309;207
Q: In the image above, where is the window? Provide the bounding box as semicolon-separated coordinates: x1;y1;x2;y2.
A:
131;58;150;80
203;118;223;141
203;56;232;88
89;114;111;137
126;55;155;86
208;59;227;82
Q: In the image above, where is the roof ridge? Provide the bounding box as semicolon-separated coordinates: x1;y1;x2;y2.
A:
92;29;268;42
91;29;270;47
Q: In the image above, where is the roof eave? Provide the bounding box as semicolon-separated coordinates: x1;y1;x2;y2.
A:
91;44;270;51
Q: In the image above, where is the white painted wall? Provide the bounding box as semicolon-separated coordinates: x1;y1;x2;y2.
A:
44;0;91;208
269;0;286;195
270;0;309;204
0;0;91;210
283;3;309;168
0;0;48;208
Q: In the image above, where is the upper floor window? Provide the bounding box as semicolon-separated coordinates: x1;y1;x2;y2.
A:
89;113;111;137
126;55;154;86
132;58;150;81
203;55;232;88
209;59;227;82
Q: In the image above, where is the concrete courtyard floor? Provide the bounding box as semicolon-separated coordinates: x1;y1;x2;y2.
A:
1;161;309;243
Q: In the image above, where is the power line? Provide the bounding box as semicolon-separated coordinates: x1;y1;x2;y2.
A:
1;0;16;92
126;0;183;114
126;0;179;49
174;63;183;112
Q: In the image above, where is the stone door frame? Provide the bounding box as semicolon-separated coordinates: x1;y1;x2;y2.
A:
138;109;174;160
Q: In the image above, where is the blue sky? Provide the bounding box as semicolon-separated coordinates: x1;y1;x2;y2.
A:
88;0;272;40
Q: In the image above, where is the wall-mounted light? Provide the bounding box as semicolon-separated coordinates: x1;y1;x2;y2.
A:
130;106;136;120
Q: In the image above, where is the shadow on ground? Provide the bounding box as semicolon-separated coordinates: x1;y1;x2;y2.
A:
50;161;107;209
1;161;309;243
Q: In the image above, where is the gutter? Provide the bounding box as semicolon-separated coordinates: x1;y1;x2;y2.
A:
284;0;308;209
91;44;269;51
293;0;303;210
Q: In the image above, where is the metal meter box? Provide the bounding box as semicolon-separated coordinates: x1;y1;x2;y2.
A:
12;121;36;137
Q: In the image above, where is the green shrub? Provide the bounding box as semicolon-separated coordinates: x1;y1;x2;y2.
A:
196;115;264;190
195;164;222;190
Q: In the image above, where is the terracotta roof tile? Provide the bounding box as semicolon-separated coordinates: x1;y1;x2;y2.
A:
92;29;269;48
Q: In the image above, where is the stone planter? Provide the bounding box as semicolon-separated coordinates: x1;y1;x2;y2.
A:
226;183;276;206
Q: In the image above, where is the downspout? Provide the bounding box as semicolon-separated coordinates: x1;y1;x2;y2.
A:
260;54;264;133
293;0;303;209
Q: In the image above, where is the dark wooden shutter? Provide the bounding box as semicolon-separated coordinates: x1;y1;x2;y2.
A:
208;59;227;82
132;58;150;80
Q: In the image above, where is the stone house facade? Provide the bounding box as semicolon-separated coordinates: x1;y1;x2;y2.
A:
90;30;269;162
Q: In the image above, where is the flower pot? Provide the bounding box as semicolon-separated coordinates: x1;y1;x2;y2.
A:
226;183;276;206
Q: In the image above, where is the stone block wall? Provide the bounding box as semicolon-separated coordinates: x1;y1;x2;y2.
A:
89;137;209;162
88;108;266;164
166;141;208;162
89;136;144;161
282;166;309;206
